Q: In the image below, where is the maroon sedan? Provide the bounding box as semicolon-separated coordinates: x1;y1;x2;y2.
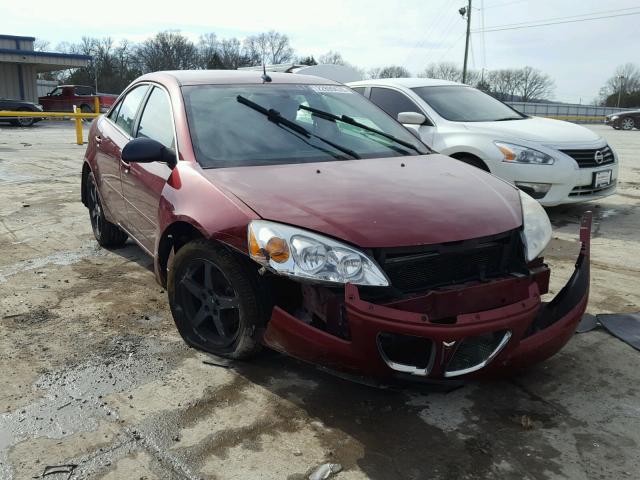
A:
81;70;591;381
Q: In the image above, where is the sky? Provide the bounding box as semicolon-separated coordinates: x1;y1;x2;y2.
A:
5;0;640;103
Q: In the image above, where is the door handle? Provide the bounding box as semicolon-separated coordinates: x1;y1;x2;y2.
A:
94;135;102;145
120;159;130;173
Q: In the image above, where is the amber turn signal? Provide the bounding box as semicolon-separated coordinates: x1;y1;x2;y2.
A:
265;237;290;263
248;228;264;259
497;144;516;161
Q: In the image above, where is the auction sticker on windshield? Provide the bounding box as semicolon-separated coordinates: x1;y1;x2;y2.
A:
594;170;612;188
309;85;353;94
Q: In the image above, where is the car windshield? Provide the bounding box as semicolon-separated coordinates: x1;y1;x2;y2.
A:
182;84;429;168
411;86;526;122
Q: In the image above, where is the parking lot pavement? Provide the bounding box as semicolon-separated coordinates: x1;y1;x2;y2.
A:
0;121;638;480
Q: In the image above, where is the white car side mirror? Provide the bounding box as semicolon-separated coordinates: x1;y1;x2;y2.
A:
397;112;426;125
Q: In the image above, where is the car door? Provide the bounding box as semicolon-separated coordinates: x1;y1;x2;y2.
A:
94;84;150;230
368;87;436;146
120;86;176;252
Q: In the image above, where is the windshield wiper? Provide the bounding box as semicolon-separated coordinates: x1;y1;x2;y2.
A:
299;104;425;154
236;95;360;159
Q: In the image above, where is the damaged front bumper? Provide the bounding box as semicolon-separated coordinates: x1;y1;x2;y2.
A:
263;213;592;381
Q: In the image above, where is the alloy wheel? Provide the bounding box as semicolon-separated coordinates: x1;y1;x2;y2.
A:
177;259;241;347
621;118;634;130
88;178;102;238
17;116;34;127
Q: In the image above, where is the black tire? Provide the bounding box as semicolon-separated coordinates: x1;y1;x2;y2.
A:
86;171;128;248
11;108;34;127
455;155;490;172
168;239;266;359
80;104;93;123
620;117;635;130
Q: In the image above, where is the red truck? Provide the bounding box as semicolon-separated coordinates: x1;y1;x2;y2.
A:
39;85;117;113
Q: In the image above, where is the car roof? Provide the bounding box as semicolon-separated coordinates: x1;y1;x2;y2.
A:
136;70;341;87
348;77;465;88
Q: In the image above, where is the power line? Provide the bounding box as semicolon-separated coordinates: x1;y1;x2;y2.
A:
475;7;640;32
482;0;527;9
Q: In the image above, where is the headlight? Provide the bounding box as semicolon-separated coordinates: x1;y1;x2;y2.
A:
519;190;552;262
35;104;43;111
248;220;389;286
495;142;554;165
610;115;619;120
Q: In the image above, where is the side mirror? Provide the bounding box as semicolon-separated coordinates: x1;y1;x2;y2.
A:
121;138;177;169
47;92;51;96
397;112;427;125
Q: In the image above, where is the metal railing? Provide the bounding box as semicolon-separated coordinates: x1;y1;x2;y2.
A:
0;97;101;145
506;101;634;124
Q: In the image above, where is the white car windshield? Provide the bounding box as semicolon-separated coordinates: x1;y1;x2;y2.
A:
412;86;526;122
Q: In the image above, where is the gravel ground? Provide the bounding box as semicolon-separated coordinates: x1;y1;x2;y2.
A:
0;122;638;480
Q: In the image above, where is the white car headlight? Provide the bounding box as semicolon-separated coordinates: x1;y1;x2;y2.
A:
495;141;554;165
519;190;552;262
248;220;389;286
610;115;619;120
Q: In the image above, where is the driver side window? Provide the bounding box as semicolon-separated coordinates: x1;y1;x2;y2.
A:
369;87;430;125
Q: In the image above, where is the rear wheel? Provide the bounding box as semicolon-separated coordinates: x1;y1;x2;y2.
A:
86;172;128;247
168;240;266;359
621;117;635;130
81;104;93;123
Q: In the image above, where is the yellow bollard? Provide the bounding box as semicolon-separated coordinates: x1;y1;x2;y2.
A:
94;96;100;114
73;105;83;145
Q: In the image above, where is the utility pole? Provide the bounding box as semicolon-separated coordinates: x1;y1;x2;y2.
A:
616;75;625;108
462;0;472;84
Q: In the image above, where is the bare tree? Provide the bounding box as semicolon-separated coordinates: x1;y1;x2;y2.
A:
198;33;219;69
244;31;294;65
137;31;199;72
218;38;251;69
419;62;481;85
517;66;554;101
598;63;640;106
487;69;522;101
318;50;344;65
368;65;410;79
297;55;317;66
420;62;461;81
33;39;50;52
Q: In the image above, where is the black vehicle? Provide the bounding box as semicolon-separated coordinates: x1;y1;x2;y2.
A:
605;110;640;130
0;98;43;127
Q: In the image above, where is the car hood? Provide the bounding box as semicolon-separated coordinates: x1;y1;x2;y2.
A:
202;155;522;248
462;116;602;144
609;110;640;117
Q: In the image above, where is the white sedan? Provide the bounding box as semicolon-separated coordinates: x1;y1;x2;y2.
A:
348;78;618;206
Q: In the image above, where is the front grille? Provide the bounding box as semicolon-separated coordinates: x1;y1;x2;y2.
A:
375;230;525;294
445;330;510;376
559;145;615;168
377;332;434;376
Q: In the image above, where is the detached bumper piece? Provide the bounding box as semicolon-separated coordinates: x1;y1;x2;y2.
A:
263;213;592;381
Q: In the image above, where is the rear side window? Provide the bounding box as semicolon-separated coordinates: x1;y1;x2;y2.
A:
369;87;422;121
137;87;175;149
75;86;93;95
114;85;149;135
